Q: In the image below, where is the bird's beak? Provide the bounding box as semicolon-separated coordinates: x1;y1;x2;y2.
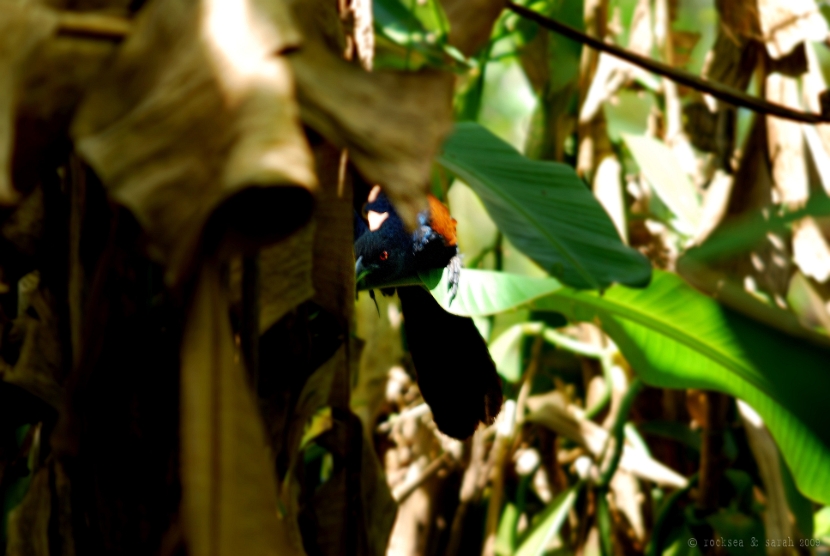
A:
355;256;370;285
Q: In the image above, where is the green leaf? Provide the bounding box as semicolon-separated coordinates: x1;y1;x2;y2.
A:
488;324;526;382
515;484;581;556
604;91;654;143
814;506;830;541
530;271;830;504
496;502;521;556
622;134;702;234
424;268;830;503
489;322;547;382
373;0;466;71
420;268;562;317
437;122;652;290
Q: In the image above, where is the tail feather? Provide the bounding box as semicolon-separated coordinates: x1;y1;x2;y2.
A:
397;286;503;440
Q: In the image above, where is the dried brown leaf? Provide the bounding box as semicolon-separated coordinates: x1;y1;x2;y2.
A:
526;392;688;488
1;279;65;408
6;465;51;556
737;401;797;554
310;144;355;324
716;0;762;42
72;0;317;285
793;217;830;283
803;43;830;195
787;271;830;330
0;3;59;204
693;170;734;245
229;224;315;334
288;4;453;228
291;55;452;227
350;0;374;70
440;0;506;57
300;416;397;556
352;293;403;436
592;152;627;244
766;73;809;205
757;0;828;59
627;0;653;56
609;471;645;541
181;262;304;556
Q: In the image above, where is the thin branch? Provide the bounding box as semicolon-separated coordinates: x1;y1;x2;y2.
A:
506;2;830;124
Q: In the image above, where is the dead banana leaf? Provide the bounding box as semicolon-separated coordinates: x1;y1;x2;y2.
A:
229;223;316;334
0;2;59;205
181;261;304;556
737;401;797;555
310;143;355;326
350;0;374;70
6;464;51;556
757;0;828;59
289;0;453;229
352;292;404;437
279;344;343;552
526;391;688;488
440;0;506;57
0;280;65;408
72;0;317;286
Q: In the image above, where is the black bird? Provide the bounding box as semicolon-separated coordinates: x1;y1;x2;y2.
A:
354;187;503;440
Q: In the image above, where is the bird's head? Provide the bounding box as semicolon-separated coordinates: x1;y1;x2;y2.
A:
354;187;461;300
354;224;417;290
354;189;418;290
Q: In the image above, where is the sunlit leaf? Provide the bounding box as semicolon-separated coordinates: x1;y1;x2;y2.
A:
420;267;562;317
515;484;581;556
438;123;652;290
814;507;830;541
532;271;830;504
426;268;830;502
488;323;541;382
623;134;702;235
373;0;468;71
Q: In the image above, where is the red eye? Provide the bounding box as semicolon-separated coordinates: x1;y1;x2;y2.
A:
379;251;388;261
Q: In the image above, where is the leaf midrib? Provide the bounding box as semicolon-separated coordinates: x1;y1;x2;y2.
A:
548;288;781;404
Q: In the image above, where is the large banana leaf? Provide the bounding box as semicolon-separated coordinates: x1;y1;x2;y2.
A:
437;122;652;290
426;268;830;503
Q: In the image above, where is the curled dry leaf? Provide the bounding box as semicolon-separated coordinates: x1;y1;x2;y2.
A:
766;73;809;206
6;464;51;556
181;262;304;556
352;292;404;437
757;0;828;59
350;0;374;70
737;401;797;552
289;0;453;229
0;279;65;409
229;224;315;334
0;3;59;205
766;66;830;282
793;218;830;283
440;0;506;57
310;144;356;324
526;391;688;488
72;0;317;286
716;0;762;43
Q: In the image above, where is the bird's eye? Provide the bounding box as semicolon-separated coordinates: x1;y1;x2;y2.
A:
379;251;389;261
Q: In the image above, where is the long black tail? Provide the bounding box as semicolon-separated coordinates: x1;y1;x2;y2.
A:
397;286;503;440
